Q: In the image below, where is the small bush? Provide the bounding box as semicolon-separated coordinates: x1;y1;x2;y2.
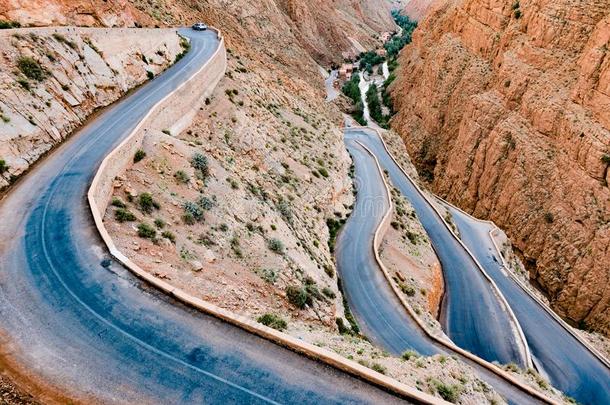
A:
154;218;165;229
543;212;554;224
16;77;30;90
322;287;336;299
115;208;136;222
401;350;419;361
0;159;8;174
133;149;146;163
602;154;610;165
17;57;45;81
257;313;287;331
371;363;386;375
336;318;351;335
191;152;209;179
174;170;189;184
137;223;156;239
138;192;159;214
111;197;126;208
255;268;278;284
432;381;462;403
146;70;154;80
0;20;20;29
197;195;215;210
162;129;171;135
267;238;284;254
182;212;195;225
183;201;204;223
286;285;308;309
161;230;176;243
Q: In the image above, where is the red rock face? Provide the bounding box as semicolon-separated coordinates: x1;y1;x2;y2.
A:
390;0;610;335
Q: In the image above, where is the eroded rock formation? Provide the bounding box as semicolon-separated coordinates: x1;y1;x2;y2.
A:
390;0;610;335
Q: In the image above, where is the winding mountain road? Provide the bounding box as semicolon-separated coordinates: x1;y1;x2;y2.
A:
445;206;610;405
0;29;410;404
342;128;527;368
338;136;547;405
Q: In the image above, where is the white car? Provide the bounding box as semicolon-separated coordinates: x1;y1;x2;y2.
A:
192;22;208;31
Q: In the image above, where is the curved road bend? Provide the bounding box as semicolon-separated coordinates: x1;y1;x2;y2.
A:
338;139;545;405
447;207;610;405
344;128;526;368
0;29;411;404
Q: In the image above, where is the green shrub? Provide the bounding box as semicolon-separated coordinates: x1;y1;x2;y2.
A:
267;238;284;254
52;33;77;49
115;208;136;222
154;218;165;228
255;268;278;284
111;197;126;208
197;195;215;210
286;285;308;309
138;192;159;214
0;159;8;174
182;212;195;225
191;152;209;179
318;167;329;178
161;129;171;135
544;212;554;224
432;381;462;403
16;77;30;90
601;154;610;165
256;313;287;331
146;70;154;80
371;363;386;375
322;287;336;299
336;318;351;335
0;20;20;29
161;230;176;243
137;223;156;239
17;57;45;82
183;201;204;222
174;170;189;183
133;149;146;163
401;350;420;361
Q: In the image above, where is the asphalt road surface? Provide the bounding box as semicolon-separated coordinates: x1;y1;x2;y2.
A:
447;206;610;405
0;29;410;404
337;137;546;405
343;128;527;368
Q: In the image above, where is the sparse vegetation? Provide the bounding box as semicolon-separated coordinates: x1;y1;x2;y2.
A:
174;170;189;184
138;192;159;214
256;313;287;331
286;285;309;309
431;380;462;403
191;152;210;179
267;238;284;254
133;149;146;163
137;223;156;239
401;350;420;361
0;159;8;174
111;197;126;208
183;201;204;223
52;33;77;50
371;363;386;374
0;20;21;29
115;208;136;222
161;230;176;243
17;57;46;82
146;70;154;80
255;268;278;284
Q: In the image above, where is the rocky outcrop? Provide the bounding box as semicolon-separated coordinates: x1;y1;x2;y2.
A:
0;27;183;190
390;0;610;335
402;0;434;21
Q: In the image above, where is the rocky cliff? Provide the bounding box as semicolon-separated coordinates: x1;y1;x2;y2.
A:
0;27;183;190
390;0;610;335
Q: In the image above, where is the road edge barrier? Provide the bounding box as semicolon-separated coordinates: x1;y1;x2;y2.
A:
87;28;447;405
347;128;559;405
